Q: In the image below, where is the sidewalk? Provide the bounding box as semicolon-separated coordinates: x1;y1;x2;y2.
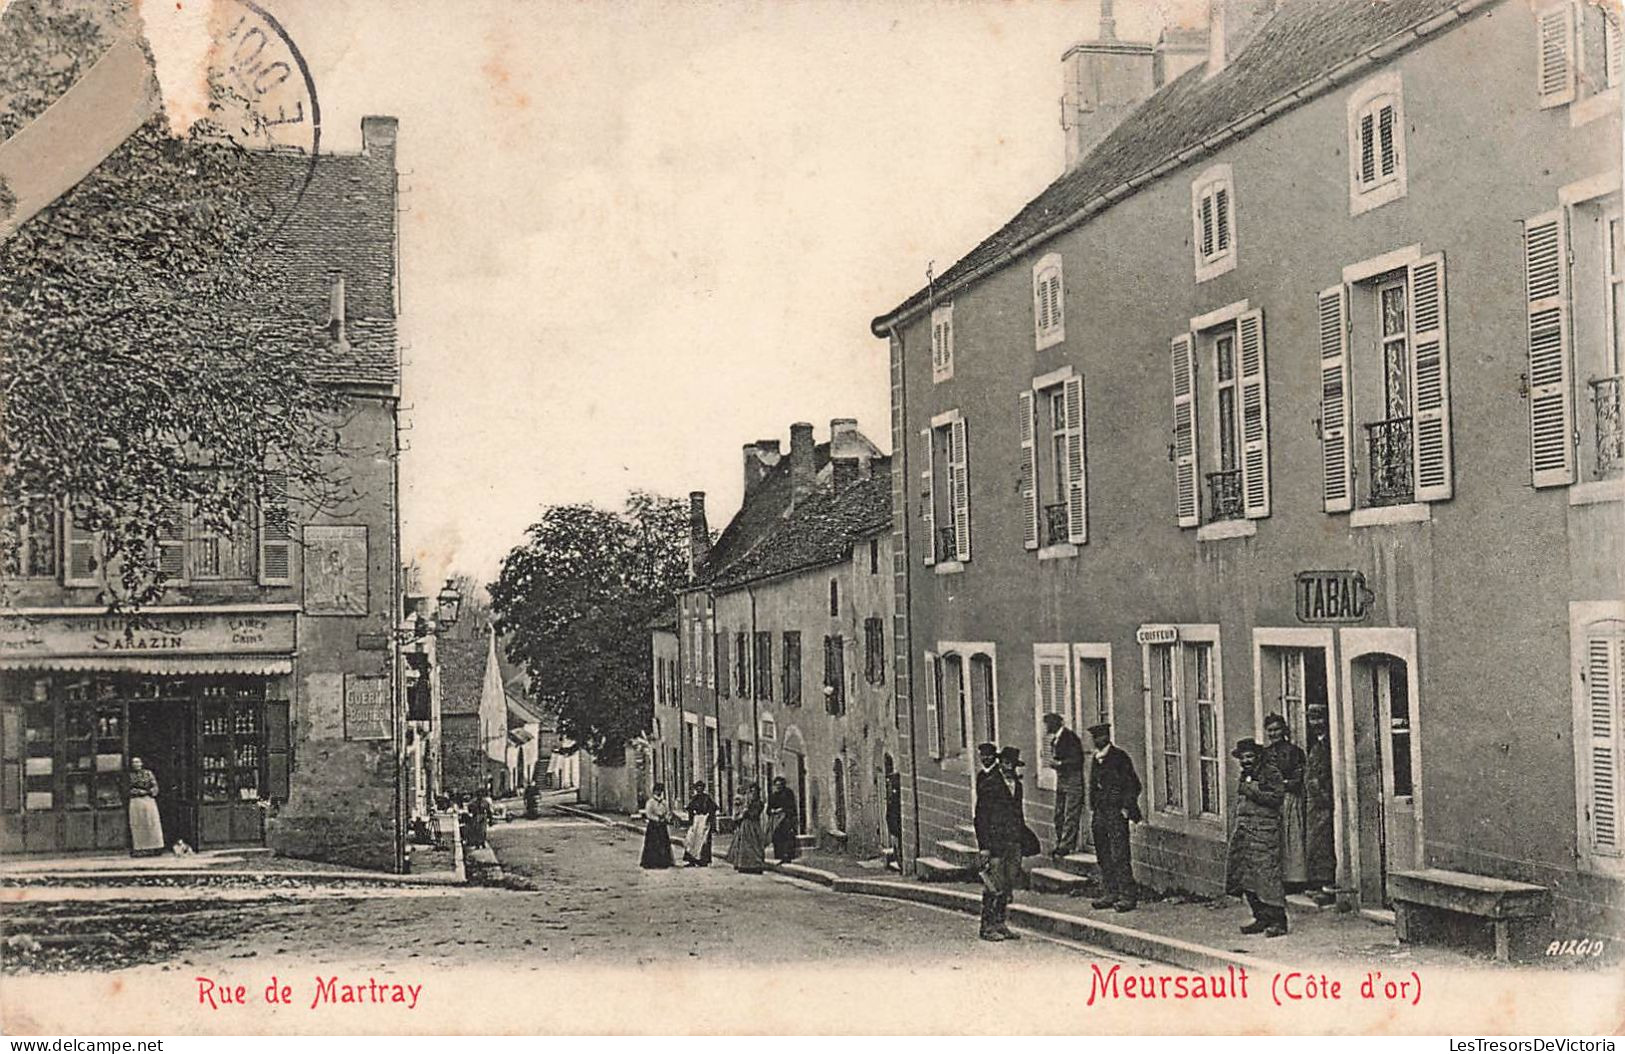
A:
555;802;1502;974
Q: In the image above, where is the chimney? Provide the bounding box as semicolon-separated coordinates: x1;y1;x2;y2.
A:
832;457;860;495
742;439;782;497
789;422;816;509
327;273;348;345
360;115;398;159
1154;25;1210;88
688;492;710;580
1206;0;1279;79
1061;4;1154;172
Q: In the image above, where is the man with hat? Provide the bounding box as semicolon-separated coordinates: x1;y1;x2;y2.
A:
1087;723;1142;912
1226;737;1289;937
1303;704;1337;905
1042;712;1088;859
973;742;1023;941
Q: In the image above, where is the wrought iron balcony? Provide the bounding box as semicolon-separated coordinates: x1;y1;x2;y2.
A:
936;525;958;563
1205;469;1244;522
1364;416;1414;506
1592;375;1623;479
1043;503;1068;546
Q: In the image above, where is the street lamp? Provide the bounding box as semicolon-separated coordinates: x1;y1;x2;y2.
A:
435;579;462;630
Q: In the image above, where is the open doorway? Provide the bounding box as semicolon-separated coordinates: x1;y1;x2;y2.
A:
128;696;193;851
1349;650;1420;906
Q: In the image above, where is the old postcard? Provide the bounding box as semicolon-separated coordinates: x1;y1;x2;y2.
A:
1;0;1623;1037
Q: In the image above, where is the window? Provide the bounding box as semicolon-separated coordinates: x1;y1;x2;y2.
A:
829;579;839;617
2;501;58;578
1346;73;1406;215
654;657;665;706
1538;3;1621;112
823;634;845;715
782;631;802;705
1320;251;1453;512
258;471;292;585
58;496;257;587
1143;628;1224;825
1032;252;1065;350
931;303;955;383
1172;308;1271;529
705;612;715;688
832;757;848;833
1019;370;1088;551
864;616;885;685
924;651;945;760
734;630;748;697
920;410;970;567
753;631;773;701
1191;163;1237;282
717;632;729;698
1033;644;1112;793
868;537;879;575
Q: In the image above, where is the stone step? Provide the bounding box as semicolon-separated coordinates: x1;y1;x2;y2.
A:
795;833;817;849
935;839;980;869
955;823;977;841
915;856;975;883
1053;851;1098;877
1028;866;1093;896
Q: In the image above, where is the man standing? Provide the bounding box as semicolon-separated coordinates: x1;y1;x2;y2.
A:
1262;713;1308;891
1303;705;1337;905
1042;712;1087;858
1226;737;1289;937
885;772;903;872
767;776;799;863
973;742;1023;941
1087;723;1142;912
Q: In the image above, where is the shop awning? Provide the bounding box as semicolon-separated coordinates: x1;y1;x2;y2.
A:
508;728;534;746
0;654;294;675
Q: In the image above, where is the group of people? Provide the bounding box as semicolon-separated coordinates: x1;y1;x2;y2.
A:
637;776;803;873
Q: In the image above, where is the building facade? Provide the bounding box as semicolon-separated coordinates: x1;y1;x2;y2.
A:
874;0;1623;935
0;117;408;869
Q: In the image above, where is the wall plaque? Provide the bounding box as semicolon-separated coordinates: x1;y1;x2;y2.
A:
1295;570;1374;624
344;674;392;741
304;525;369;616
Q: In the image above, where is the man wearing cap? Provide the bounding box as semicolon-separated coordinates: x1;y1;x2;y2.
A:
973;742;1023;941
1226;737;1289;937
1303;705;1337;905
1042;713;1087;859
1087;723;1142;912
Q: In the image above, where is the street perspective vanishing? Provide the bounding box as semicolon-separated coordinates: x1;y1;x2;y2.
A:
0;0;1623;1037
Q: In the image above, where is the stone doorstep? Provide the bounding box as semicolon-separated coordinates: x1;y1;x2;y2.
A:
1028;867;1093;896
935;839;980;869
1054;851;1099;877
915;856;975;883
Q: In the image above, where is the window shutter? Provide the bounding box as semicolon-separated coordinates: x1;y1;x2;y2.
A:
1063;374;1088;543
1377;104;1397;178
950;417;971;562
1318;286;1354;512
1215;186;1230;252
258;471;292;585
1585;633;1621;854
63;508;99;586
1200;193;1215;258
718;633;730;698
1525;210;1575;488
1408;253;1454;502
266;697;291;801
1032;645;1070;792
1;706;19;814
1359;112;1376;185
1018;390;1038;550
158;500;186;580
1606;10;1622;88
920;428;935;566
925;651;942;760
1171;333;1200;527
1538;3;1577;108
1049;273;1064;334
1237;309;1272;519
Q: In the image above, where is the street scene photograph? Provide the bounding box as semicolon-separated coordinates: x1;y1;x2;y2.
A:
0;0;1622;1037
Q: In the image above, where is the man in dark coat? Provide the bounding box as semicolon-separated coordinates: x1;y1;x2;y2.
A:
767;776;799;862
1262;713;1308;891
1087;723;1142;912
1303;705;1337;904
1043;712;1087;858
885;772;903;872
1226;738;1289;936
973;742;1023;941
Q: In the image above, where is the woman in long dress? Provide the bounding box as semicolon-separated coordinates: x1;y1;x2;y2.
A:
126;757;164;856
726;781;766;874
639;783;675;869
1262;713;1308;890
766;776;799;862
683;781;718;867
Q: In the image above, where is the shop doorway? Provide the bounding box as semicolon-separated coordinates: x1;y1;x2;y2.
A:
128;698;193;851
1345;639;1423;907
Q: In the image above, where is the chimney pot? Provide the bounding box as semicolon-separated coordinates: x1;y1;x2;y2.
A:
688;492;710;580
789;422;816;509
361;115;399;158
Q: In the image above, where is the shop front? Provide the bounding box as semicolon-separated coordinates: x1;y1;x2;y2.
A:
0;607;296;855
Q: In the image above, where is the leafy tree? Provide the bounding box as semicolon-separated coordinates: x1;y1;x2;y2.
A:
1;0;356;606
489;492;688;761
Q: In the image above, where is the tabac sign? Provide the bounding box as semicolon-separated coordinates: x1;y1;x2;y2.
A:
1295;571;1375;624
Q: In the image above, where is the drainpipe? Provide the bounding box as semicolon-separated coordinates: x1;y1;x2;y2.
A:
887;321;924;870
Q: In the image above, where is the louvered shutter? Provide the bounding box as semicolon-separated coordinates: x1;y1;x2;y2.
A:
1049;272;1064;333
1318;286;1354;512
1359;113;1376;185
1238;309;1272;518
1064;374;1088;543
1200;193;1215;258
1033;645;1071;792
1538;3;1577;108
925;651;943;760
1171;334;1200;527
158;500;186;580
63;508;99;586
1377;103;1397;178
266;697;291;801
1585;633;1622;854
1018;390;1038;550
1525;210;1575;487
1215;187;1230;253
1034;272;1049;332
1606;11;1622;88
258;471;292;585
920;428;935;566
950;417;971;562
718;633;730;699
1408;253;1454;502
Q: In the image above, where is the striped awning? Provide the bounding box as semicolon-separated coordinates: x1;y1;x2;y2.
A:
0;654;293;676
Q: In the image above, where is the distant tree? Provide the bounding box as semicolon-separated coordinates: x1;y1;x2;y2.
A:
0;0;353;606
488;492;688;761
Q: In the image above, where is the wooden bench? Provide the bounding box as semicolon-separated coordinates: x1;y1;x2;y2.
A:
1388;868;1552;962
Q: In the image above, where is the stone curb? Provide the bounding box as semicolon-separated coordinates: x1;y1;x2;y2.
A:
0;867;465;887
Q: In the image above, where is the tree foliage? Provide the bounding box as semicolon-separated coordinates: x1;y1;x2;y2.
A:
489;492;689;761
0;0;356;606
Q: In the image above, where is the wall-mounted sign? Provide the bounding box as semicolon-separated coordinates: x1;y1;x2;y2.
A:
1136;625;1179;646
355;632;391;652
0;610;295;656
1295;570;1374;624
304;526;369;616
344;673;392;741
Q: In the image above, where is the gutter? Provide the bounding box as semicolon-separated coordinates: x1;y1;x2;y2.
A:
868;0;1502;338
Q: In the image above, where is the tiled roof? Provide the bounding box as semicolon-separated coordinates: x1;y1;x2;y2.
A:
710;458;892;590
697;441;833;584
438;636;488;716
872;0;1485;332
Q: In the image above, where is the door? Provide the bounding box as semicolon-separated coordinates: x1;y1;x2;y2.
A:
794;752;808;833
129;697;192;851
1350;652;1419;906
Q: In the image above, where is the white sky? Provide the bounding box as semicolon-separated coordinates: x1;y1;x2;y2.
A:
261;0;1204;585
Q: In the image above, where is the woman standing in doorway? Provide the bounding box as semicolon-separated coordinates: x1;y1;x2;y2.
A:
1262;713;1308;891
126;757;164;856
640;783;675;869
